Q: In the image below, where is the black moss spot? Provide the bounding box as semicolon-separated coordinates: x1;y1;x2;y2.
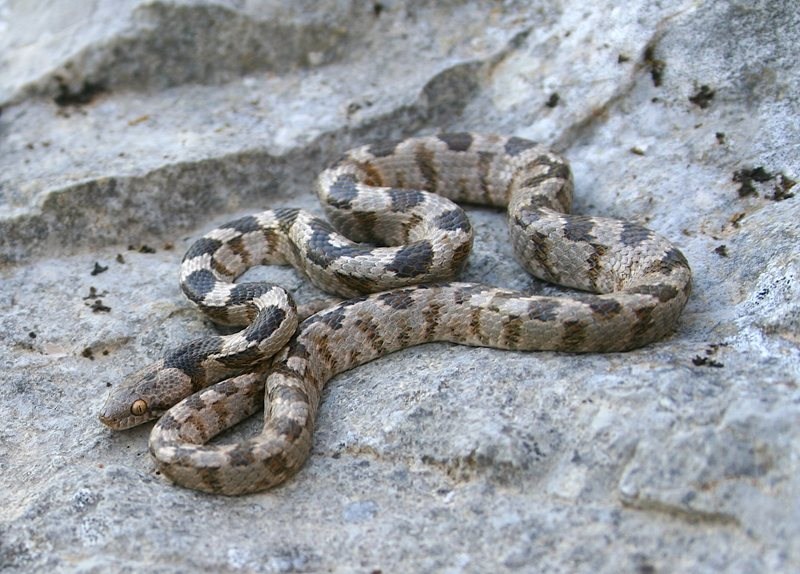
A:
54;79;107;107
692;355;724;368
643;43;665;87
90;299;111;313
689;85;715;109
733;166;773;198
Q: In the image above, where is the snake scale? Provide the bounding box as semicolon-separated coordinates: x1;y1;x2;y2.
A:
99;133;692;495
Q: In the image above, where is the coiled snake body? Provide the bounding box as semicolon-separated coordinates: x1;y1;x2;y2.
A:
99;133;691;495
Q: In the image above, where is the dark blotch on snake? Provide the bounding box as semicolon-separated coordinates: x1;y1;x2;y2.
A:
183;393;209;413
226;283;279;307
527;300;561;322
385;241;435;278
389;188;425;211
562;216;596;242
228;444;258;466
183;269;218;300
327;174;360;209
222;215;262;235
163;338;225;384
561;319;587;348
273;415;305;442
272;207;301;231
368;139;402;157
377;289;415;310
518;158;571;194
502;317;523;348
589;298;623;318
438;132;473;152
619;222;653;247
183;237;222;262
305;224;364;268
270;384;310;411
514;209;541;228
434;208;471;232
316;306;349;331
415;143;439;192
656;247;690;272
631;304;657;342
504;136;538;156
155;413;181;432
452;284;484;305
628;283;679;303
242;306;287;344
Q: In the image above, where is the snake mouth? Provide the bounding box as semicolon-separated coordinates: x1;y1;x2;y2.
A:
98;408;144;431
98;412;124;430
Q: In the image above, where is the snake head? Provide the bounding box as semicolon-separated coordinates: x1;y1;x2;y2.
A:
98;361;189;430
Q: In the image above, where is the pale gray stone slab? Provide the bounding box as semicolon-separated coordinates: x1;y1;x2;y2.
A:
1;1;798;572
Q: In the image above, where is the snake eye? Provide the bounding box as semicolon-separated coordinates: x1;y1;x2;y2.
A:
131;399;148;416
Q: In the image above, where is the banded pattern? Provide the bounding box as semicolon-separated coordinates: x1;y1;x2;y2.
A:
99;133;692;495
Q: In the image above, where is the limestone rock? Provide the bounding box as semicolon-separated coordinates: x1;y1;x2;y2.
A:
1;1;798;572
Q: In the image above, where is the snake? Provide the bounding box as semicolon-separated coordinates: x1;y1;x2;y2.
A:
99;133;692;495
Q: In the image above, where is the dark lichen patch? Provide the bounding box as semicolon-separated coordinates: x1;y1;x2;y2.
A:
770;174;796;201
692;355;723;368
89;299;111;313
692;343;728;368
728;212;745;229
83;286;108;300
689;85;715;109
90;262;109;276
128;244;157;254
733;166;771;197
545;93;560;108
713;245;728;257
643;43;665;87
733;167;795;200
715;132;726;144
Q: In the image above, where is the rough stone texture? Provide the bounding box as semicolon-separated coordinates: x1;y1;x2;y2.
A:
1;1;798;572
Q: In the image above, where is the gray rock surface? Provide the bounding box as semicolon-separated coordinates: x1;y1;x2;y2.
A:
1;0;798;572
